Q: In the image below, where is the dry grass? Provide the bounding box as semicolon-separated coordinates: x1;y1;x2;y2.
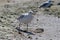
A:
43;5;60;18
0;0;60;40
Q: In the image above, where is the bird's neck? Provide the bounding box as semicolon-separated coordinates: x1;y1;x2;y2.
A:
48;0;51;2
29;13;33;15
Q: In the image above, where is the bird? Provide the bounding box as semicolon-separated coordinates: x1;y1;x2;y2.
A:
17;9;37;32
39;0;54;8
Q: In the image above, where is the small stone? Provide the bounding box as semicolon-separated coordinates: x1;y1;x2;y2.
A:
39;35;42;37
28;36;32;39
2;26;4;27
10;14;13;15
11;21;14;23
14;13;17;15
4;18;6;20
8;39;11;40
36;38;38;40
34;28;44;33
0;20;2;22
36;19;39;21
44;9;49;11
1;37;5;39
14;30;17;32
57;3;60;5
4;4;10;8
13;26;15;27
1;16;3;18
7;0;10;3
50;39;52;40
18;32;22;34
8;16;11;18
8;29;10;30
58;16;60;18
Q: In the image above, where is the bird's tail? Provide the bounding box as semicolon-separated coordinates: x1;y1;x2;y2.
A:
39;6;42;8
38;5;43;9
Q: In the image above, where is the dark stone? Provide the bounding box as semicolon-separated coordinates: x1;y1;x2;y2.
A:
36;19;39;21
14;13;17;15
36;38;38;40
11;21;14;23
10;14;13;15
18;32;22;34
8;16;11;18
34;28;44;33
57;3;60;5
1;37;5;39
4;5;10;8
4;18;6;20
50;39;52;40
28;36;32;39
44;9;49;11
8;29;10;30
0;20;2;22
7;0;10;3
58;16;60;18
8;39;11;40
2;26;4;27
1;16;3;18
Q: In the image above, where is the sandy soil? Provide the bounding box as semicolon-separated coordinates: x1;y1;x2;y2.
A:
0;0;60;40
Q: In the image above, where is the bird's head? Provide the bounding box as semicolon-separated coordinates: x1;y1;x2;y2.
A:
28;9;38;15
48;0;54;3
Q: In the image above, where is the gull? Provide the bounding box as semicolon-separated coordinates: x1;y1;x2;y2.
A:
17;9;37;31
39;0;54;8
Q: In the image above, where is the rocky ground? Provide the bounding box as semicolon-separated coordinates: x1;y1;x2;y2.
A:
0;0;60;40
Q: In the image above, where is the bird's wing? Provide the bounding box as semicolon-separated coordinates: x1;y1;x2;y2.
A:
17;15;25;20
17;13;29;20
20;15;25;18
40;2;48;7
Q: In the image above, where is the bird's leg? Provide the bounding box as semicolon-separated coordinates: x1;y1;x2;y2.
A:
19;23;21;29
15;23;21;33
27;24;28;31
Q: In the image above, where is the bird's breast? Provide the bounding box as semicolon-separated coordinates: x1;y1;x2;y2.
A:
19;15;33;24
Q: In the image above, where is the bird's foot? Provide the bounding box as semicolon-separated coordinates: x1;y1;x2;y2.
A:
15;27;21;31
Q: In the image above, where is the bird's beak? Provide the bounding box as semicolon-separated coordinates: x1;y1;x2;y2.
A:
50;1;54;3
32;13;36;15
33;10;38;12
33;10;38;15
31;9;38;15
